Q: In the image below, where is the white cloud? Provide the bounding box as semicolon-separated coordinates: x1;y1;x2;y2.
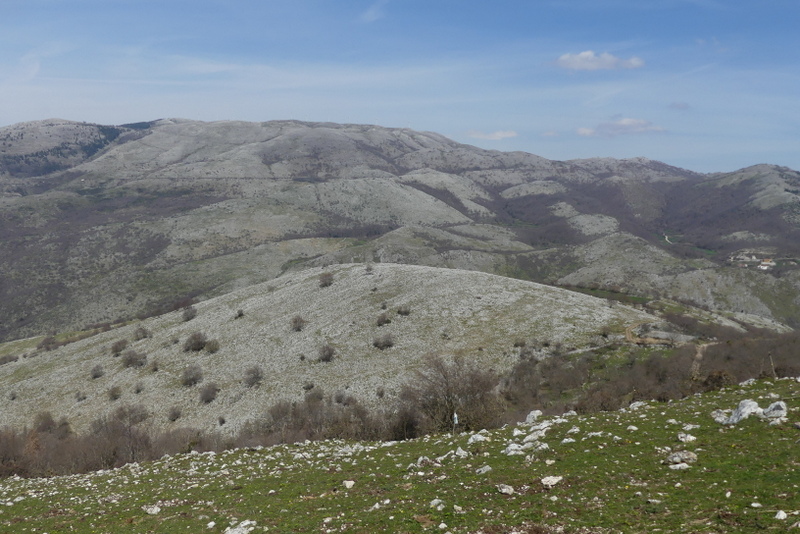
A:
467;129;518;140
360;0;388;23
556;50;644;71
577;118;665;137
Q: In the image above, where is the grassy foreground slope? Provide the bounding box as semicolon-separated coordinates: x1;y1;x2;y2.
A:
1;377;797;533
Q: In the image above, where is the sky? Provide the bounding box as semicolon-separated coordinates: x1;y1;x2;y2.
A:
1;0;798;173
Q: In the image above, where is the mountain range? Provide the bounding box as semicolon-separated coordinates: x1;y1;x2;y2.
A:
2;118;798;343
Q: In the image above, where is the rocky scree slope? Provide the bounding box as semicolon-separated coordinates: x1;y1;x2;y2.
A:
0;263;660;436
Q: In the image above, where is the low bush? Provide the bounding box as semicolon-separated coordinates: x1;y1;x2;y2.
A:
396;305;411;316
290;315;307;332
181;364;203;386
183;332;207;352
111;339;128;355
244;366;263;388
318;272;334;288
133;327;151;341
204;339;220;354
200;382;220;404
318;344;336;363
121;350;147;368
373;334;394;350
376;312;391;327
182;305;197;322
108;386;122;401
167;406;182;422
90;365;104;379
0;355;18;366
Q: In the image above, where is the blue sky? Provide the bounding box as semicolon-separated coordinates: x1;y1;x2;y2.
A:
1;1;798;172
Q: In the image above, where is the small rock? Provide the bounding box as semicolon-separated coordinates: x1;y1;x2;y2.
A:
142;505;161;515
664;450;697;465
430;498;444;508
627;425;638;431
751;502;763;508
454;447;469;458
541;476;563;488
497;484;515;495
467;433;489;444
669;462;691;470
762;401;787;419
525;410;543;423
677;432;696;443
438;523;448;530
343;480;355;489
776;510;788;520
476;465;492;475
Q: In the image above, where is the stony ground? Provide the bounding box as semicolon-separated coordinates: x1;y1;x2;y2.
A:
2;377;798;533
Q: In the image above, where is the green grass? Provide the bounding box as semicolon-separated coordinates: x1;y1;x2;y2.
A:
1;377;797;533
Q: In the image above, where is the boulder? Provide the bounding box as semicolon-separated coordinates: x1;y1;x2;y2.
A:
762;401;787;419
724;399;762;424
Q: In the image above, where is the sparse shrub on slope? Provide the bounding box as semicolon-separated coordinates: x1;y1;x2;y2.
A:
244;366;263;387
318;272;334;288
376;312;391;327
182;364;203;386
182;305;197;322
90;365;104;379
318;344;335;362
199;383;219;404
133;326;151;340
121;350;147;368
183;332;207;352
204;339;220;354
290;315;307;332
373;334;394;350
111;339;128;356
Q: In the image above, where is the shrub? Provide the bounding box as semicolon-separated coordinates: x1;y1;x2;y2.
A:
318;344;336;363
183;332;207;352
235;309;244;319
90;365;105;379
199;382;219;404
0;355;18;366
75;391;86;402
399;353;504;433
149;359;159;373
319;272;334;288
134;382;144;394
396;305;411;316
205;339;220;354
290;315;307;332
302;381;315;391
376;312;391;327
181;364;203;386
167;406;182;422
37;336;59;351
182;305;197;322
244;366;263;388
373;334;395;350
376;386;385;398
111;339;128;355
133;327;151;340
121;350;147;368
108;386;122;401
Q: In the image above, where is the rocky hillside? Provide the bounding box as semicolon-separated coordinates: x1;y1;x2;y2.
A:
0;263;662;436
1;375;797;533
1;119;799;342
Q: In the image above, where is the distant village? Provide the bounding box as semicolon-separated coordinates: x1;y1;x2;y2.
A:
728;250;798;271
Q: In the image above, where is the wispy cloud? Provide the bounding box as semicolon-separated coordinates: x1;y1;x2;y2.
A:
577;117;665;137
360;0;388;23
556;50;644;71
467;129;518;140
